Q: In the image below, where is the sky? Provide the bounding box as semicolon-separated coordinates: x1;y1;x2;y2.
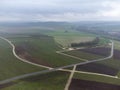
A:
0;0;120;22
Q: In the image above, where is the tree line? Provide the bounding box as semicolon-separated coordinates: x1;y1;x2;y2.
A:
71;37;99;47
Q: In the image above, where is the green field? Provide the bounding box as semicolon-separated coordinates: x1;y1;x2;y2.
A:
44;30;96;47
64;50;103;60
0;38;44;81
97;58;120;70
72;57;120;85
0;27;119;89
98;38;110;45
1;71;70;90
96;58;120;77
6;34;83;67
73;72;120;85
114;40;120;50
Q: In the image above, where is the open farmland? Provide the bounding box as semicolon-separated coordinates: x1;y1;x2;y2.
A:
76;46;120;60
79;47;111;57
65;46;120;76
61;45;120;77
0;29;113;90
44;30;96;47
1;71;70;90
64;46;111;61
114;40;120;50
5;33;84;67
69;79;120;90
96;58;120;77
64;40;120;89
2;0;120;89
64;50;103;60
0;23;120;90
73;72;120;85
95;48;120;70
0;38;44;81
76;62;118;76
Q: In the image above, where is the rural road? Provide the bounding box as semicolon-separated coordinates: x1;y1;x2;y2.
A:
56;51;88;62
75;70;119;79
64;65;76;90
0;36;114;85
0;36;53;70
56;40;114;62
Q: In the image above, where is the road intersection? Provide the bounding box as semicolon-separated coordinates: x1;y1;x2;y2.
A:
0;36;114;89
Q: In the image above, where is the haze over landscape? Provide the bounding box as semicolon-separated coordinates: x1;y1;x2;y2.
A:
1;0;120;90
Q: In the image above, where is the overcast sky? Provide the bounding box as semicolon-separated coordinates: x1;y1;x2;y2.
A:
0;0;120;22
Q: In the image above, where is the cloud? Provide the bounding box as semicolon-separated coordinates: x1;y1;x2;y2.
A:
0;0;120;22
101;1;120;17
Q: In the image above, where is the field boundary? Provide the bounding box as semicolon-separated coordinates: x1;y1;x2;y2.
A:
0;36;53;70
0;36;114;86
64;65;76;90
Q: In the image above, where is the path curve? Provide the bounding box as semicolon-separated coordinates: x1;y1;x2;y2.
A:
0;36;114;85
0;36;53;70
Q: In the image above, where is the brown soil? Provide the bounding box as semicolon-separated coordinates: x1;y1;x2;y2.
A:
113;49;120;60
76;63;118;76
79;47;111;57
0;82;16;89
69;79;120;90
79;47;120;60
15;45;52;67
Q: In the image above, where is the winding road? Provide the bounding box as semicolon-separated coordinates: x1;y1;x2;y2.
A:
0;36;114;85
0;36;53;70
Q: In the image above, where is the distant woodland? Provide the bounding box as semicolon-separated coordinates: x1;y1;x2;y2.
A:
71;37;99;47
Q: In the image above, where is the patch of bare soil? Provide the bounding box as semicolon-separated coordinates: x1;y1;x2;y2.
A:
78;47;111;57
79;47;120;60
15;45;52;67
69;79;120;90
113;49;120;60
0;82;16;89
76;63;118;76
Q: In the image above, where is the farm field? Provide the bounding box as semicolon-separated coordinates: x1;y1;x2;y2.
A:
2;0;120;89
0;26;120;90
66;45;120;71
78;47;111;56
1;71;70;90
64;49;104;60
96;58;120;78
114;40;120;50
66;45;120;76
96;48;120;70
69;79;120;90
63;40;120;89
63;46;111;61
44;30;96;47
73;72;120;85
75;57;120;77
0;38;45;81
76;62;118;76
5;33;84;67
